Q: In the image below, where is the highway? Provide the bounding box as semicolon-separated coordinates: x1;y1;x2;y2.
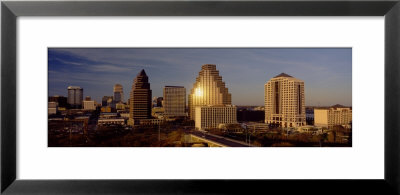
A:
190;131;251;147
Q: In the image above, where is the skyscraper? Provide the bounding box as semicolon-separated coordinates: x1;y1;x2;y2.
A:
113;84;124;103
67;86;83;108
188;64;232;120
264;73;305;128
189;64;236;130
163;86;186;117
129;69;152;125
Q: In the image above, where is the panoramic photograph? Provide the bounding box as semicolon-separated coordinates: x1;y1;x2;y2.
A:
48;48;352;147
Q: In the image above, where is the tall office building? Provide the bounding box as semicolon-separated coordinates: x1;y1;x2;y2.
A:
113;84;124;103
129;69;152;125
67;86;83;108
188;64;232;120
264;73;305;128
189;64;236;130
163;86;186;117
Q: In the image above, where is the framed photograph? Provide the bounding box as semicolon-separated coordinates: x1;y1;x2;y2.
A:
2;0;400;194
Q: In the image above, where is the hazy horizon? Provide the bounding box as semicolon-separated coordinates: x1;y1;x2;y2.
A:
48;48;352;107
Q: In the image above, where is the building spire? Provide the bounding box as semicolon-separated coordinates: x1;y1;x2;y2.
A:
138;69;147;76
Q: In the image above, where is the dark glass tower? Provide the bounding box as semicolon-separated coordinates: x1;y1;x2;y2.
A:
129;69;152;125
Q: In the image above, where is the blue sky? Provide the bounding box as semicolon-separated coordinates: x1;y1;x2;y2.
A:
48;48;352;106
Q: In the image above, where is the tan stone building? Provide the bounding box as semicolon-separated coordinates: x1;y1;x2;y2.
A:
314;106;352;128
83;100;96;110
264;73;306;128
195;105;237;130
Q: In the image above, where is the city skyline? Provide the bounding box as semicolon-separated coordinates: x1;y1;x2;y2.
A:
48;48;352;106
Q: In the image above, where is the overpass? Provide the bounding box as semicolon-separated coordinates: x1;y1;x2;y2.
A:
187;131;252;147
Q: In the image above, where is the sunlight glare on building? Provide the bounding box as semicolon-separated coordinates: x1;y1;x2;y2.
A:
195;88;203;97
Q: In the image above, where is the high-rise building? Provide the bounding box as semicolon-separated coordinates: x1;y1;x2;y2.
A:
83;100;96;110
264;73;305;128
113;84;124;103
314;105;352;128
163;86;186;117
67;86;83;108
129;69;152;125
188;64;232;120
189;64;236;130
195;105;237;130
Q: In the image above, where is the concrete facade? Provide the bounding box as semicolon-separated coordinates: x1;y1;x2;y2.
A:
264;73;306;128
195;105;237;130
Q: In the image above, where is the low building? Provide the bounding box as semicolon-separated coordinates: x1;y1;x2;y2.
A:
218;123;243;133
242;122;269;132
314;105;352;129
116;103;126;110
48;102;58;115
152;107;165;119
118;111;130;119
297;125;323;134
83;100;96;110
139;119;163;126
195;105;237;130
99;112;118;119
98;118;125;126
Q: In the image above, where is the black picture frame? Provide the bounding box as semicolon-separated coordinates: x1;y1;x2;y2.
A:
1;0;400;194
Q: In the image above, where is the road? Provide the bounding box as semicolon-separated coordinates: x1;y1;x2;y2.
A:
190;131;251;147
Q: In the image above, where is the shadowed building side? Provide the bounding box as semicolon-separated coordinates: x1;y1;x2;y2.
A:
128;69;152;125
163;86;186;117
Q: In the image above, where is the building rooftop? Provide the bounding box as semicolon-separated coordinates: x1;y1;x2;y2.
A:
137;69;147;77
273;73;293;78
201;64;217;70
67;86;82;89
165;86;184;88
331;104;347;108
